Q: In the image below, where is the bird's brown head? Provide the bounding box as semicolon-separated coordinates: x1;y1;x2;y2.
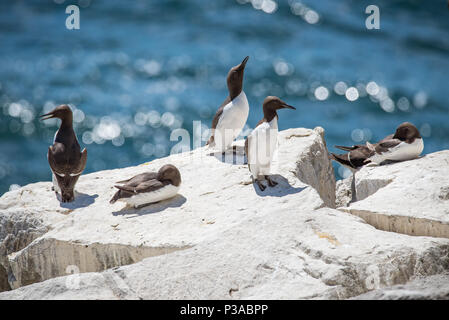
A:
40;105;73;123
227;56;249;100
158;164;181;186
55;175;79;203
393;122;421;142
61;189;75;203
262;96;295;121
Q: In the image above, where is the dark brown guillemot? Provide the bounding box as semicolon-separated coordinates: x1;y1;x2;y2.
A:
331;122;423;171
40;105;87;202
110;164;181;208
207;56;249;153
330;122;423;203
245;96;295;191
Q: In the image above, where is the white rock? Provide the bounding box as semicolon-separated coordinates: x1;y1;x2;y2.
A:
351;273;449;300
1;207;448;299
336;151;449;238
1;128;449;300
0;127;335;291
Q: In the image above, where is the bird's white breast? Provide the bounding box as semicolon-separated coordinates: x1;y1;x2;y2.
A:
369;138;424;164
52;173;61;193
247;117;278;177
121;184;180;208
214;91;249;151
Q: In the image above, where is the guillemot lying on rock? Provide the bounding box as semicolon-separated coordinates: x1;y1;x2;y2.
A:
110;164;181;208
331;122;423;170
331;122;423;202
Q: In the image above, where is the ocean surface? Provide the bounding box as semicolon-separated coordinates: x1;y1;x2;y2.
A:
0;0;448;196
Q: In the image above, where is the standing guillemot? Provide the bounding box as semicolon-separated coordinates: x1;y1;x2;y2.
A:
110;164;181;208
245;96;295;191
330;122;423;203
207;56;249;153
40;105;87;202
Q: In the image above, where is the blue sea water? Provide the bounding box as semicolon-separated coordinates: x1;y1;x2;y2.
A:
0;0;448;196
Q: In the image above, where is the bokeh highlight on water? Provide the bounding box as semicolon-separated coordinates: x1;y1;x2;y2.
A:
0;0;448;195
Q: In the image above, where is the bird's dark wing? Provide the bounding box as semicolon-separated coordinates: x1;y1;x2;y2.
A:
335;145;363;152
114;179;164;194
207;96;231;145
375;139;401;154
331;146;374;169
48;143;86;177
72;148;87;176
350;147;375;167
211;96;231;130
330;153;354;168
47;144;67;176
116;172;158;184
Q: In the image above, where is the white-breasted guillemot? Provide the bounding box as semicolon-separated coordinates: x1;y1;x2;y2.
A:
331;122;423;171
331;122;423;203
110;164;181;208
40;105;87;202
245;96;295;191
207;56;249;153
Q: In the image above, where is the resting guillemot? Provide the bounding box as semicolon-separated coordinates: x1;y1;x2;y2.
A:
207;56;249;153
110;164;181;208
331;122;423;202
40;105;87;202
245;96;295;191
331;122;423;170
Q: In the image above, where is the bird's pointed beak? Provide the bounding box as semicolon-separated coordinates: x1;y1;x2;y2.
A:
238;56;249;70
275;98;295;110
39;111;56;120
282;104;296;110
277;100;296;110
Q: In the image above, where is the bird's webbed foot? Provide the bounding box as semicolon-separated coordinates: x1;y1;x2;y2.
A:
265;175;278;187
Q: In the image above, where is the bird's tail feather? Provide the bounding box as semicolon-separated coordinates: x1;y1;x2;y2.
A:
335;145;356;151
109;190;121;204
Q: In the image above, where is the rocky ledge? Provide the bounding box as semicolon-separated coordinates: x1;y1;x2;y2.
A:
336;151;449;238
0;127;448;299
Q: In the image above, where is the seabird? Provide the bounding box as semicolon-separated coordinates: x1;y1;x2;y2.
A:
40;105;87;202
330;122;423;203
245;96;295;191
331;122;424;169
110;164;181;208
207;56;249;153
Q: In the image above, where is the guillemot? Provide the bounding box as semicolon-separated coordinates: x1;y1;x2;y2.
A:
331;122;423;170
367;122;423;164
110;164;181;208
207;56;249;153
40;105;87;202
331;122;423;203
245;96;295;191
